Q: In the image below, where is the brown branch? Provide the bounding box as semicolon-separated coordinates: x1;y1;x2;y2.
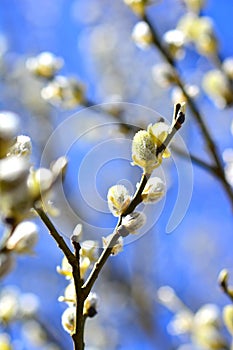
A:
122;173;149;217
141;12;233;209
34;204;76;266
172;146;217;175
82;110;184;299
71;238;85;350
82;229;121;299
81;177;147;300
34;204;85;350
35;103;185;348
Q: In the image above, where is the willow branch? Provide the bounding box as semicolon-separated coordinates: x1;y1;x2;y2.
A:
35;204;85;350
142;12;233;209
82;110;184;299
81;173;150;300
82;68;229;189
82;222;121;299
172;146;217;174
83;99;141;134
34;204;76;266
71;237;85;350
83;96;220;184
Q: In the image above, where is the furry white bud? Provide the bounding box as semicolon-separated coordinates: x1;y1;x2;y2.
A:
6;221;38;254
107;185;131;216
121;211;146;234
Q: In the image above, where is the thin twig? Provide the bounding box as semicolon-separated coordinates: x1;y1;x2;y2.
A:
173;146;217;174
82;217;122;299
141;12;233;209
34;204;76;266
82;109;184;299
122;173;149;217
82;188;143;299
35;104;184;348
82;56;231;200
83;99;141;134
71;238;85;350
34;204;86;350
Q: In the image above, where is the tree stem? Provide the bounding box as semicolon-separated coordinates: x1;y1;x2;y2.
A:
71;239;85;350
34;204;86;350
142;12;233;210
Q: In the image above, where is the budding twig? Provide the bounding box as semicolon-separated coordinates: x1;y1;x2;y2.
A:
156;103;185;156
140;11;233;210
35;105;185;348
34;204;85;350
82;108;184;299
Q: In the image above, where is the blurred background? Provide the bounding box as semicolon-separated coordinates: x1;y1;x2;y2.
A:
0;0;233;349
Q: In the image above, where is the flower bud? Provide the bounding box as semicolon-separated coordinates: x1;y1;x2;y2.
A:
152;63;178;88
163;29;185;59
157;286;185;312
196;33;218;56
171;85;199;104
50;156;68;179
0;333;12;350
0;156;29;191
83;292;98;317
71;223;83;243
0;287;19;323
26;52;63;79
178;14;213;42
8;135;32;157
0;157;33;223
132;21;152;49
107;185;131;216
27;168;54;199
178;13;218;55
182;0;205;13
225;159;233;187
124;0;151;16
61;306;75;334
141;176;166;203
193;304;221;328
177;13;197;40
147;121;171;158
223;149;233;187
57;256;72;279
132;130;158;173
80;257;91;279
41;75;85;109
80;240;98;262
168;310;193;335
59;281;75;304
19;293;39;318
121;211;146;234
0;111;20;158
202;69;233;108
223;305;233;335
222;57;233;80
102;233;123;255
193;326;226;350
6;221;38;254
